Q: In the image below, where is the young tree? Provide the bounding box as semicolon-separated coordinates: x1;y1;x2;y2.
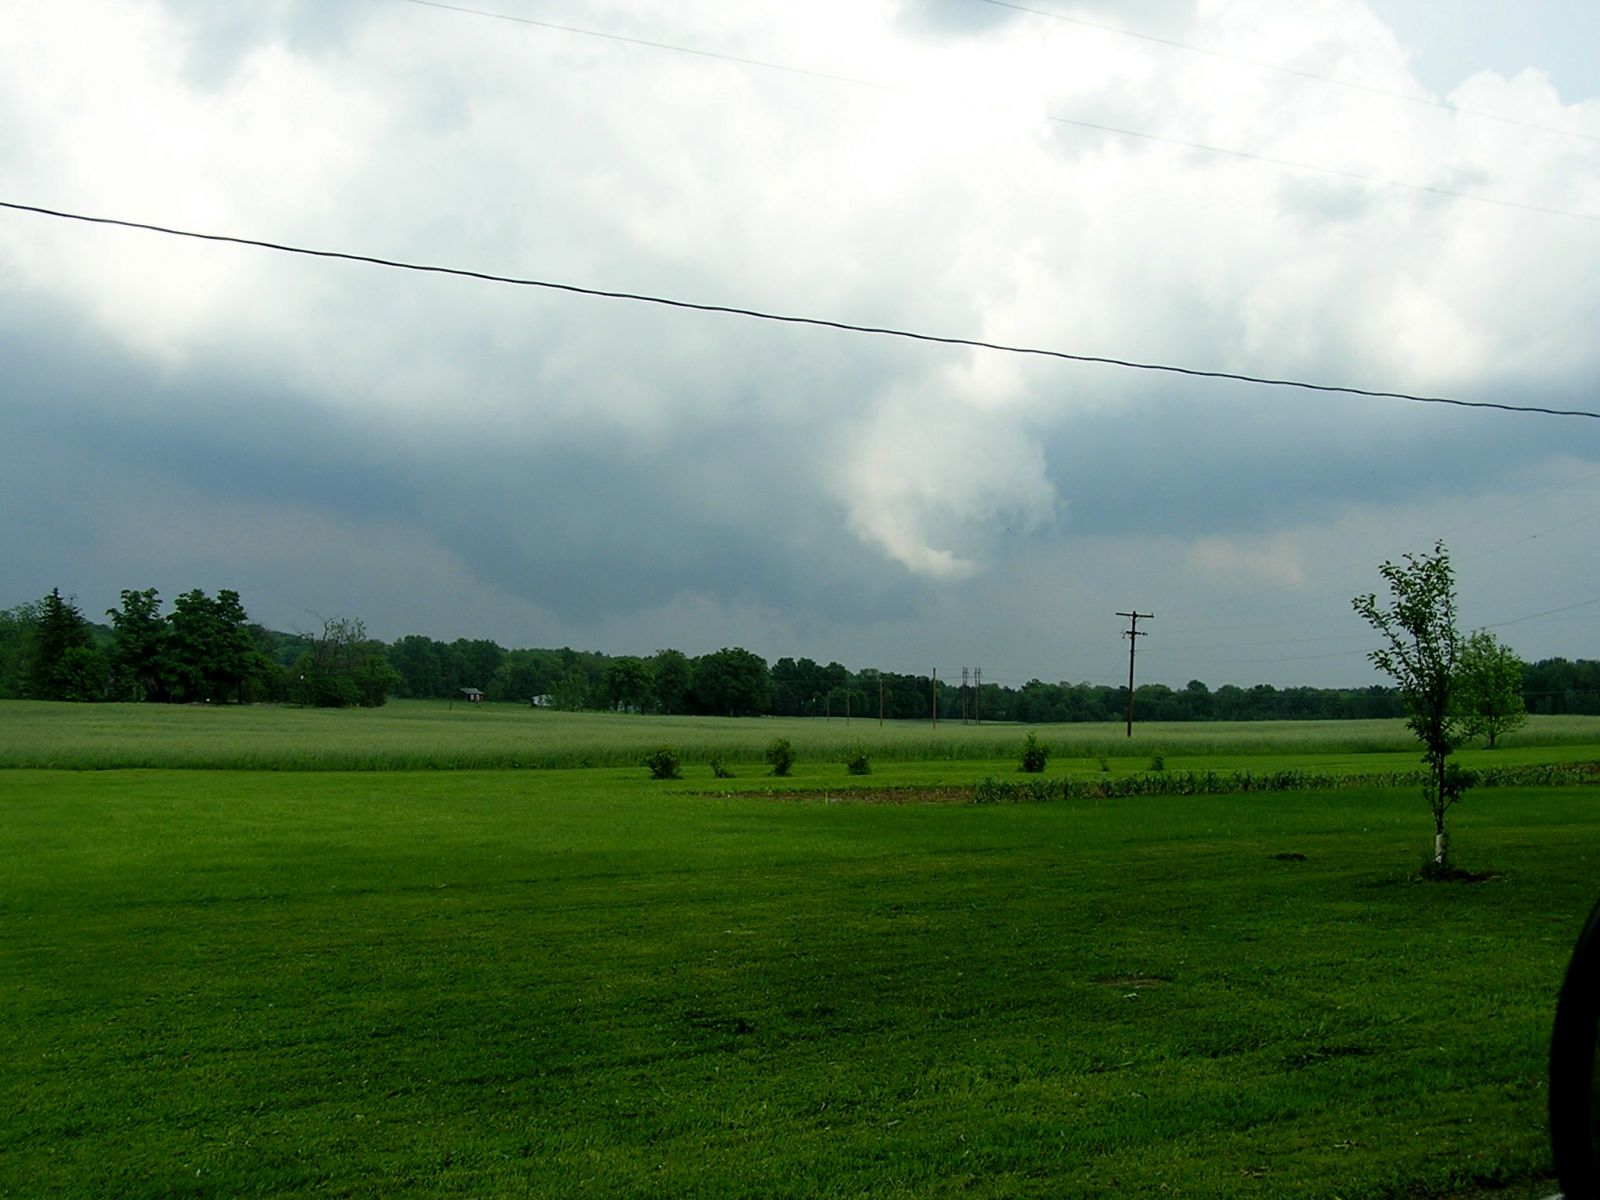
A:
1352;541;1469;869
1454;630;1527;749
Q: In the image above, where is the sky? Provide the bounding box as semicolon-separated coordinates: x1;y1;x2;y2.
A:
3;0;1598;690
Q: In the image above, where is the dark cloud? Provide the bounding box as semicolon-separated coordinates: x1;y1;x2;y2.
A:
1039;382;1593;539
418;434;930;626
0;300;930;637
0;313;417;524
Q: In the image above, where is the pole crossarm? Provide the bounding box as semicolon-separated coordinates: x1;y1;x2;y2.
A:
1117;610;1154;738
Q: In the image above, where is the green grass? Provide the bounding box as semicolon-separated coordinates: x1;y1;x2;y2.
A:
3;764;1597;1198
2;699;1598;770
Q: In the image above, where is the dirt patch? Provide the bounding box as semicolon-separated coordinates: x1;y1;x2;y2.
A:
1420;862;1500;883
695;786;977;805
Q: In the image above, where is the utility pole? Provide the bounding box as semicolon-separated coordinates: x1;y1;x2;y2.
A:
879;677;884;727
1117;610;1153;738
974;667;981;725
961;666;970;724
931;668;938;728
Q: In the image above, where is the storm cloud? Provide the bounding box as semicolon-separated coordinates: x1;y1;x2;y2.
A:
3;0;1598;686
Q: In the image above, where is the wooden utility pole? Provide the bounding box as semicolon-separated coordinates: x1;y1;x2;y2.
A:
1117;610;1153;738
931;668;938;728
974;667;981;725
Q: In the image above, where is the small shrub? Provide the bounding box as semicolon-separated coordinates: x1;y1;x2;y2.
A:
1018;732;1048;774
765;737;796;777
1098;756;1111;773
1149;753;1166;772
709;753;734;779
845;746;872;776
644;746;682;780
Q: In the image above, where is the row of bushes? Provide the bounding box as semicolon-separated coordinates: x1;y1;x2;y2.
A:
969;761;1600;804
646;738;876;780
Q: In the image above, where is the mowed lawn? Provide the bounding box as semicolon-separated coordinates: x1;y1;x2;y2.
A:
3;764;1597;1198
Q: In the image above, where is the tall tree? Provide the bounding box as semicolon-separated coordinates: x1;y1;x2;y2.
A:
292;616;400;708
0;600;43;699
211;590;256;703
168;588;254;703
651;649;692;715
26;588;101;701
1353;541;1469;869
691;647;771;717
601;657;653;712
389;635;447;699
107;588;171;702
448;639;505;693
1454;630;1527;749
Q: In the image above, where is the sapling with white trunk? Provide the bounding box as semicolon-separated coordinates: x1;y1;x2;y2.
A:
1352;541;1471;872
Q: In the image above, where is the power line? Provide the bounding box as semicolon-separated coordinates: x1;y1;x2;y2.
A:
1161;505;1600;647
389;0;1600;227
6;200;1598;422
977;0;1600;147
1152;476;1600;647
1435;466;1600;539
1037;112;1600;226
1484;594;1600;629
393;0;896;92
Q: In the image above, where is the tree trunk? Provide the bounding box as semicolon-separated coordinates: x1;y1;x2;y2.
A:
1434;830;1449;866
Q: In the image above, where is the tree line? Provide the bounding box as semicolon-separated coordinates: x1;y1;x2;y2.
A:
3;585;1595;722
0;588;396;708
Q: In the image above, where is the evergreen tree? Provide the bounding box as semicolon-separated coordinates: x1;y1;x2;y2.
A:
26;588;101;701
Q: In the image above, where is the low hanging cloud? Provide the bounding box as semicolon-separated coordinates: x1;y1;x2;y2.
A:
1189;534;1308;589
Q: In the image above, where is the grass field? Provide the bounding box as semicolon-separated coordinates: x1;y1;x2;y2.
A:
3;698;1599;770
3;703;1598;1197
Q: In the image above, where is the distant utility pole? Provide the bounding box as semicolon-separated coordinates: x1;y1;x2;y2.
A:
974;667;982;725
931;668;938;729
879;677;884;727
1117;610;1153;738
961;666;970;724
